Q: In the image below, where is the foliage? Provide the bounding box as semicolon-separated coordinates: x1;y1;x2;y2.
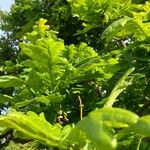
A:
104;67;135;108
0;107;150;150
67;0;131;24
0;0;150;149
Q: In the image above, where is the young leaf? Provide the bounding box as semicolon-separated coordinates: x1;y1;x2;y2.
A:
104;67;135;108
101;17;150;45
0;109;62;147
101;17;131;44
68;0;131;25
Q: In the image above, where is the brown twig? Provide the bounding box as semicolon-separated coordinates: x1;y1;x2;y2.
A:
78;95;84;120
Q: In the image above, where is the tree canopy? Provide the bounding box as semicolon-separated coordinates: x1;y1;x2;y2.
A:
0;0;150;149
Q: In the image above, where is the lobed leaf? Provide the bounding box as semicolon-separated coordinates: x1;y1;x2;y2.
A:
0;109;62;147
63;107;139;149
101;17;150;45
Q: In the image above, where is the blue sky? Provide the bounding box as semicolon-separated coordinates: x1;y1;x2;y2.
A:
0;0;14;35
0;0;14;11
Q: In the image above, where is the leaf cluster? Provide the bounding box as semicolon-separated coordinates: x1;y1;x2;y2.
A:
0;0;150;149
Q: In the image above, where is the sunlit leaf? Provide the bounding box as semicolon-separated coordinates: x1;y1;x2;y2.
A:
0;76;24;88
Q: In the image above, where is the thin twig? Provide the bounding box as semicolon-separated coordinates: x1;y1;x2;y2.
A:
78;95;84;120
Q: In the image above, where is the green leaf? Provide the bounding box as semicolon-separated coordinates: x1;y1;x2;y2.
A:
68;0;131;26
0;94;12;103
133;116;150;137
20;37;69;90
24;18;51;42
101;17;150;45
0;76;24;87
13;88;33;103
14;100;34;108
0;140;38;150
116;115;150;140
76;117;117;150
65;43;98;65
104;67;135;108
90;108;139;127
101;17;131;44
26;69;44;92
63;108;138;149
75;56;100;68
62;117;116;150
0;127;8;135
35;93;64;105
20;38;65;73
0;109;62;147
